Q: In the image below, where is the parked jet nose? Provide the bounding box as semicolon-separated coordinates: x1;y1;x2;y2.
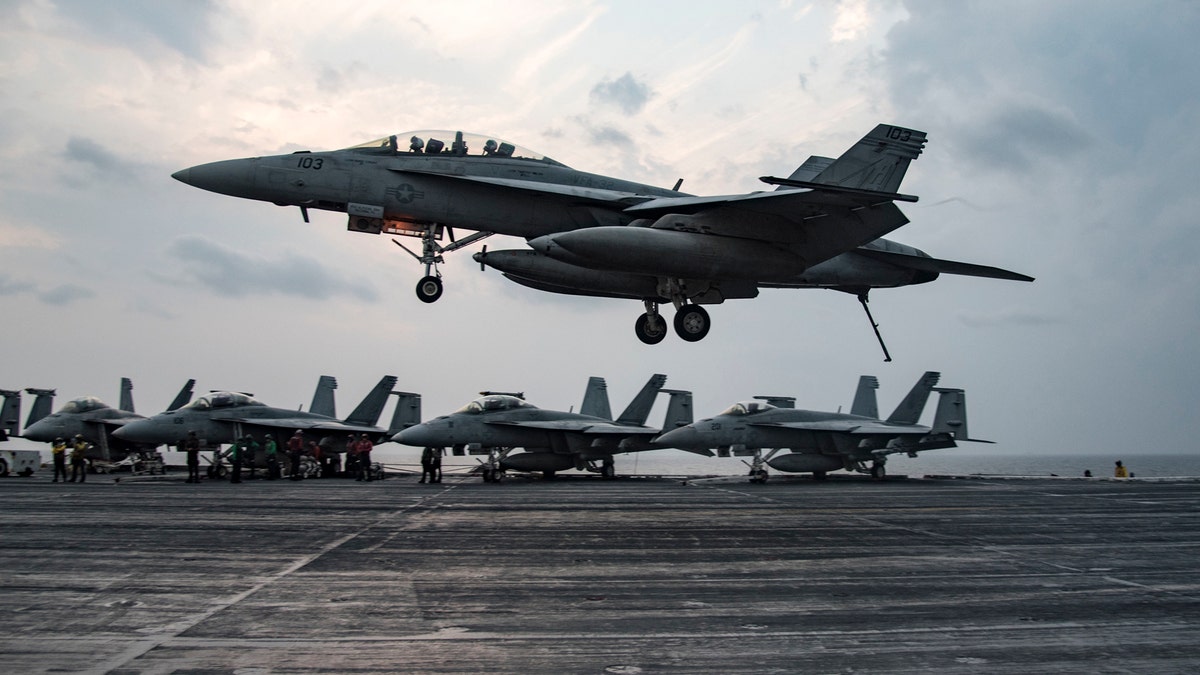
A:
393;424;434;447
112;419;163;444
21;417;62;442
171;158;257;199
654;425;702;449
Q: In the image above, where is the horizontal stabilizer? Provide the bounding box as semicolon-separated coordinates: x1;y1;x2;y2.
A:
759;176;919;203
856;248;1034;282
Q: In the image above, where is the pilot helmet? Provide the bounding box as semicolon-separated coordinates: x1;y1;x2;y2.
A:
54;437;63;443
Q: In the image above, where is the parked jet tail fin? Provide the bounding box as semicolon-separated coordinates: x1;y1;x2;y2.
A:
580;376;613;420
23;388;56;428
0;389;21;440
931;388;993;443
166;379;196;412
660;389;693;429
616;374;668;425
344;376;398;426
119;377;135;413
310;375;338;418
850;375;880;419
813;124;927;194
388;392;422;434
886;371;940;424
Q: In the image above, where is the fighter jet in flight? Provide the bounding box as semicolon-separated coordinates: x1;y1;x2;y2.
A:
394;374;697;482
654;372;990;483
113;376;408;451
22;378;195;461
173;124;1030;351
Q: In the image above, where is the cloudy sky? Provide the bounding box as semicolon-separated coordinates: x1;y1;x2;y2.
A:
2;0;1198;462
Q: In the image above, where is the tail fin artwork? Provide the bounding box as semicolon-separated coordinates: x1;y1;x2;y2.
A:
761;124;926;202
23;388;55;428
886;371;941;424
0;389;21;441
579;376;613;420
616;374;668;425
166;379;196;412
850;376;880;419
119;377;135;413
344;376;398;426
388;391;422;434
311;375;338;418
931;388;993;443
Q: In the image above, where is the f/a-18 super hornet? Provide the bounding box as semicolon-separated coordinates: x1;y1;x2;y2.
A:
654;372;990;483
172;124;1030;352
113;376;412;453
394;374;697;482
22;378;195;462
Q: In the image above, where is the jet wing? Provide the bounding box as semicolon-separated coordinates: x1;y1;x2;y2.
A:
388;170;656;208
855;247;1034;282
487;420;653;435
225;417;384;435
752;421;928;435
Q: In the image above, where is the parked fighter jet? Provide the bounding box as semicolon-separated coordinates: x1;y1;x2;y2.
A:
655;372;990;483
22;378;195;461
113;376;403;451
173;124;1029;350
394;374;697;482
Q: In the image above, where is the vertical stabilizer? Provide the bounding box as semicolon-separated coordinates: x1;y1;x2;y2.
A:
388;391;422;434
616;374;668;425
659;389;693;429
813;124;927;193
23;388;56;427
850;376;880;419
344;376;398;426
0;389;21;440
119;378;135;413
311;376;338;418
886;371;940;424
773;155;834;190
166;379;196;412
580;376;613;420
931;388;968;439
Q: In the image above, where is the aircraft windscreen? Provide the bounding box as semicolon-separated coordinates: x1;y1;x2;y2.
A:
345;130;566;166
59;397;108;414
719;401;777;416
182;392;262;410
456;395;536;414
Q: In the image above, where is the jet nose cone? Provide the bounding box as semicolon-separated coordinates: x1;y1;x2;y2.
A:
112;420;156;444
654;425;699;448
21;419;57;442
171;158;257;198
393;425;431;446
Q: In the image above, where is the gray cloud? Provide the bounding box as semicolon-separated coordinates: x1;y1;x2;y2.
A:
64;137;141;176
0;274;36;296
166;235;379;302
588;125;634;148
39;284;95;306
52;0;219;61
960;105;1091;172
590;73;653;115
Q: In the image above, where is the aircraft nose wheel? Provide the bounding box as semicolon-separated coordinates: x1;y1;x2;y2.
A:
673;305;711;342
416;275;443;303
635;313;667;345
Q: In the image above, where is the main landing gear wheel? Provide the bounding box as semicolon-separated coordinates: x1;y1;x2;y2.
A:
416;276;443;303
870;463;887;480
635;313;667;345
673;305;711;342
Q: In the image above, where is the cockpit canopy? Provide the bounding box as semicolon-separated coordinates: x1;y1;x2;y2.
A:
455;394;536;414
181;392;263;411
345;130;566;167
59;396;112;414
719;400;777;416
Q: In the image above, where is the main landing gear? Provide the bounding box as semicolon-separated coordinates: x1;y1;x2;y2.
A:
635;300;711;344
391;224;493;304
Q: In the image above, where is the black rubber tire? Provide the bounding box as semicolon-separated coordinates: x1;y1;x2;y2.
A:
416;276;443;303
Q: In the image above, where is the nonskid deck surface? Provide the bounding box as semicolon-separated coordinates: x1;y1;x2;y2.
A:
1;476;1198;673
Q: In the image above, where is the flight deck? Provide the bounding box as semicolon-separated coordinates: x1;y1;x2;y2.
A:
1;474;1197;673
